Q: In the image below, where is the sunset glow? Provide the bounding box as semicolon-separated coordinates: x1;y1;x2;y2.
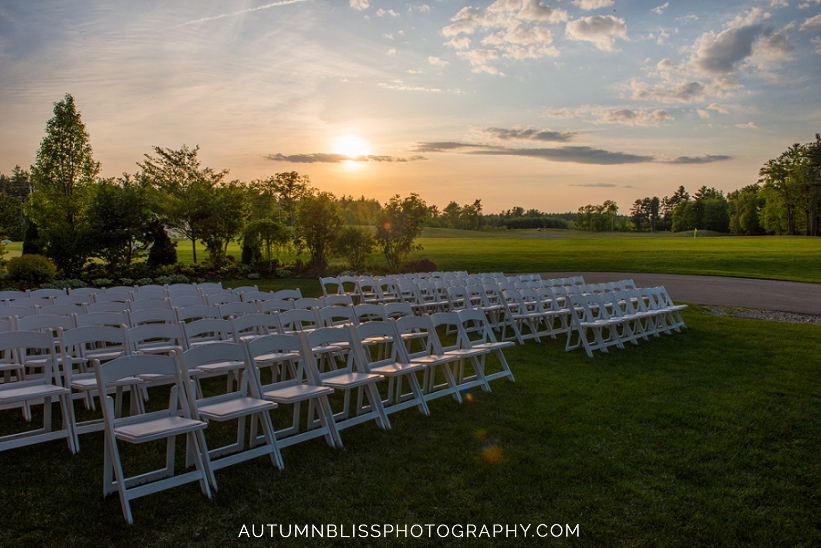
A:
0;1;819;212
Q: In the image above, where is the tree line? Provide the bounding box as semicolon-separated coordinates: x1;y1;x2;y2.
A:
575;134;821;235
5;94;431;279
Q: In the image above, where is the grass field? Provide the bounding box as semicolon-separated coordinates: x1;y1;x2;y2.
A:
6;229;821;283
1;307;819;545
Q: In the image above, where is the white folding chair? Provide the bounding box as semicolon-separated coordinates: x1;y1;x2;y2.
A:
429;312;491;393
301;326;390;435
231;313;280;343
128;308;177;327
0;330;77;454
456;309;516;384
394;314;463;404
353;320;429;417
94;351;212;524
565;294;625;357
244;334;339;448
258;298;295;314
174;305;220;324
216;302;259;319
180;343;283;476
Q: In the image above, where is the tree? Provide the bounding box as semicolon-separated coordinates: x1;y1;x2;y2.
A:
333;226;376;271
27;93;99;276
273;171;311;226
375;193;428;271
294;192;343;271
139;144;227;263
243;218;289;270
146;220;177;268
443;201;461;229
87;175;153;277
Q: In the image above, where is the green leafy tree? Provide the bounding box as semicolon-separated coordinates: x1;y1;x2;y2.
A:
243;218;289;270
27;93;99;276
294;192;343;271
0;192;24;241
87;175;153;277
333;226;376;271
139;144;226;263
199;182;250;269
375;193;428;272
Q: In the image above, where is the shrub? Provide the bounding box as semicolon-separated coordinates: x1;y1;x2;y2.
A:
39;278;87;290
93;278;113;287
154;276;175;285
120;278;134;286
135;277;153;286
170;275;189;284
332;226;376;271
7;254;57;284
247;272;261;280
277;269;293;278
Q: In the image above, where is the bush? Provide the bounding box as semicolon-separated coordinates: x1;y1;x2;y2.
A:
332;226;376;271
93;278;113;287
40;278;87;290
135;277;153;286
7;254;57;284
247;272;261;280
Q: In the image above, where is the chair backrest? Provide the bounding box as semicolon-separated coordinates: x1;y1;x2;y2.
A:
258;298;295;314
59;325;130;380
68;287;103;297
168;295;207;308
239;290;274;303
76;311;130;328
353;303;388;324
216;302;258;319
129;299;172;312
446;286;469;312
131;289;167;301
429;312;463;352
127;323;187;353
196;282;223;292
92;293;131;305
0;290;27;300
231;313;280;341
16;314;75;333
29;288;67;300
174;305;220;323
231;285;259;295
354;319;406;368
323;295;354;307
319;276;341;297
42;303;87;317
277;308;321;334
166;285;202;299
317;305;357;328
205;292;242;306
301;325;364;378
383;302;414;319
53;294;93;306
271;288;302;301
0;330;61;385
128;307;177;327
0;306;39;319
456;308;499;347
244;333;316;387
292;297;325;310
181;342;261;399
394;314;446;359
184;318;235;348
103;285;136;295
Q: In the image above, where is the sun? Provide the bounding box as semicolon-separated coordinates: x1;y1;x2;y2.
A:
333;135;371;168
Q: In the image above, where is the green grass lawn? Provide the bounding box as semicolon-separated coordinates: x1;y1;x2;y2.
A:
6;229;821;283
1;308;819;545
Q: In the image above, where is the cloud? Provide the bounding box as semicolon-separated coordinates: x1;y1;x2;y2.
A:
376;8;400;17
755;32;794;59
651;2;669;15
177;0;307;26
735;121;758;128
543;107;580;118
428;56;449;66
631;80;709;103
387;48;397;55
596;108;674;126
692;25;767;75
726;7;771;28
446;36;472;49
677;14;699;23
349;0;369;10
569;182;617;187
667;154;732;164
708;103;729;114
457;49;504;74
770;0;788;7
379;79;441;91
572;0;614;10
265;153;427;163
800;14;821;31
484;127;576;142
468;146;655;164
412;142;501;152
697;109;711;118
565;15;628;51
813;37;821;54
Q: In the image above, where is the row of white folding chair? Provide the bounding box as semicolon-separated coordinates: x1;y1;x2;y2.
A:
564;286;686;357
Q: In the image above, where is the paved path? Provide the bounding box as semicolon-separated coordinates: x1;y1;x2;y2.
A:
538;272;821;316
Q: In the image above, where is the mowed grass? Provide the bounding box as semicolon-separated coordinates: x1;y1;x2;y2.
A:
6;229;821;283
1;308;820;545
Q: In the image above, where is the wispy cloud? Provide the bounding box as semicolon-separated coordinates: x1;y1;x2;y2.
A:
176;0;307;27
565;15;628;51
265;153;427;163
484;127;576;142
595;108;674;126
667;154;732;164
652;3;669;15
569;182;617;187
379;79;441;92
468;146;654;165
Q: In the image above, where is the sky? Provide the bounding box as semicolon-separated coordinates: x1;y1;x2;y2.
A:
1;0;820;214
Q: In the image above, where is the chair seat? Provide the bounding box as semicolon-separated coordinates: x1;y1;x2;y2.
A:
370;362;427;376
263;383;334;404
254;351;301;364
321;371;383;389
198;397;276;421
468;341;515;352
0;382;69;405
114;415;207;444
194;360;245;375
72;374;142;391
